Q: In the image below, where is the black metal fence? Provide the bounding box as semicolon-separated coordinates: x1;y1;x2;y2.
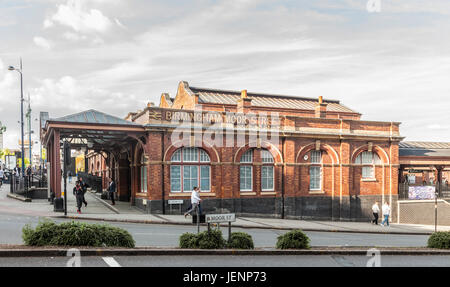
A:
399;182;450;200
9;173;48;198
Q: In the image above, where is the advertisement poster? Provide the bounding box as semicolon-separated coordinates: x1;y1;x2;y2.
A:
408;186;436;200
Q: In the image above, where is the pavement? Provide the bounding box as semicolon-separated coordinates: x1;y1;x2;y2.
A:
1;181;449;236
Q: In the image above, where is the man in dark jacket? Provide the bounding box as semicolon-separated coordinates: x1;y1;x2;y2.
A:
78;177;89;207
73;181;84;213
107;177;116;205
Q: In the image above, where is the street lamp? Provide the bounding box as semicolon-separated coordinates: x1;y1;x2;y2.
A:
8;60;25;176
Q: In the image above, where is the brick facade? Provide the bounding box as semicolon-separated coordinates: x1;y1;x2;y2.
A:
87;81;402;221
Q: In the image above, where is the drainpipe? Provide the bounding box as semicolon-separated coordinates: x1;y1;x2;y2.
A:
161;132;165;214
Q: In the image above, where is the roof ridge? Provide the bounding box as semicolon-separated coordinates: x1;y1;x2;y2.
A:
189;85;341;104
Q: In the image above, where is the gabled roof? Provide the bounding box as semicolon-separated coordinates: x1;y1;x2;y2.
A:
188;86;358;114
50;109;140;126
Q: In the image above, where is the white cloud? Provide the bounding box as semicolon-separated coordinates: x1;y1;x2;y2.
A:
33;36;52;50
62;32;87;41
43;19;53;28
45;0;113;34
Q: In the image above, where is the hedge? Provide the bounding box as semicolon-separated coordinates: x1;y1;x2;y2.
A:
179;230;255;249
22;220;135;248
276;229;310;249
428;232;450;249
227;232;254;249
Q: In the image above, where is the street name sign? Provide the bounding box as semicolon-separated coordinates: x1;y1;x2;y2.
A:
206;213;236;223
168;199;183;205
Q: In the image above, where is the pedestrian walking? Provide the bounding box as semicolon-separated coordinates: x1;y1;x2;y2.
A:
371;201;380;225
0;168;4;187
78;177;89;207
73;181;84;214
68;171;72;183
380;202;391;227
184;187;202;218
107;177;116;205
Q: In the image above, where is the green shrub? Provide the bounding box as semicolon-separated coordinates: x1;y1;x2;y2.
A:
179;232;198;249
22;220;135;248
227;232;254;249
179;230;226;249
428;232;450;249
197;229;226;249
276;229;310;249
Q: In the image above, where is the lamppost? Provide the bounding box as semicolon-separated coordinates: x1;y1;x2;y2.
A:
0;122;6;167
8;59;25;176
26;94;32;167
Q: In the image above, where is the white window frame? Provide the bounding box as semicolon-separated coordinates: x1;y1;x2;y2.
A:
240;165;253;192
309;150;322;191
261;165;274;191
240;149;253;192
355;151;380;180
170;147;211;193
261;150;274;191
140;154;148;193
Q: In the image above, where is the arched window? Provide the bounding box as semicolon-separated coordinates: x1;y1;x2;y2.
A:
239;149;274;192
309;150;322;190
240;149;253;192
170;147;210;192
355;151;381;179
261;150;274;191
140;153;147;193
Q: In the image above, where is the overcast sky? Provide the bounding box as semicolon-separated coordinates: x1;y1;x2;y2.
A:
1;0;450;151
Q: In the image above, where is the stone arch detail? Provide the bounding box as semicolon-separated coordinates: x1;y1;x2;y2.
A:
296;143;339;164
163;139;220;163
351;145;389;164
233;141;283;164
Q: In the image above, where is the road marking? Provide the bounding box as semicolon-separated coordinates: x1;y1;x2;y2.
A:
102;257;121;267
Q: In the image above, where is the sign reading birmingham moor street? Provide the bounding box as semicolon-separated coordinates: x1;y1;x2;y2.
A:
162;110;280;128
205;213;236;223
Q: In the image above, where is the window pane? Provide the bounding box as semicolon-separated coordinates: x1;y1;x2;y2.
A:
261;150;274;163
200;166;210;191
183;147;198;162
373;153;381;164
200;149;210;162
170;166;181;192
240;150;253;163
361;151;373;164
240;166;252;191
310;166;321;190
311;151;321;163
183;166;198;192
171;149;181;162
362;166;374;178
262;166;274;190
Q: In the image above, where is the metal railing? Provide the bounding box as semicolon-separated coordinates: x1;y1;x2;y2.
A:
9;173;48;198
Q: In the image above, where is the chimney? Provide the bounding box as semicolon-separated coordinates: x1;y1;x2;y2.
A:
315;96;327;118
237;90;252;113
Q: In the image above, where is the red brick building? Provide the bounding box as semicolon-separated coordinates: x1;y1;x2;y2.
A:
84;81;402;221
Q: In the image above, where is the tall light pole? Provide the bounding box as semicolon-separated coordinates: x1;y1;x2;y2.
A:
26;94;32;167
8;59;25;176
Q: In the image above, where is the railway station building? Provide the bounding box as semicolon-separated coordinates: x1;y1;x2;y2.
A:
42;81;403;221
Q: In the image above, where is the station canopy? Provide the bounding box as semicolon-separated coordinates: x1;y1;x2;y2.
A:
42;109;145;151
399;141;450;168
